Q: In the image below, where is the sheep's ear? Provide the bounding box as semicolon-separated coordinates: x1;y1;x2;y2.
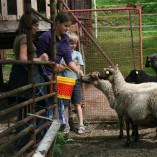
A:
109;68;115;74
115;64;118;67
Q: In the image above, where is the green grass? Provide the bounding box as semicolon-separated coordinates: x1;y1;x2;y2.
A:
2;50;14;82
94;0;157;7
90;0;157;75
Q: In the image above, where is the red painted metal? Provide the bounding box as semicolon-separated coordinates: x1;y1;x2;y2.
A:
138;6;143;70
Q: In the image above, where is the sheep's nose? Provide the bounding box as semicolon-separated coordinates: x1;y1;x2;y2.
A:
81;77;90;84
98;71;105;79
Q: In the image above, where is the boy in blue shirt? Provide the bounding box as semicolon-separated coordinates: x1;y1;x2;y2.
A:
59;31;85;134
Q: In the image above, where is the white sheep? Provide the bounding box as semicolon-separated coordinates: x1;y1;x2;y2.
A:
99;65;157;146
81;72;136;140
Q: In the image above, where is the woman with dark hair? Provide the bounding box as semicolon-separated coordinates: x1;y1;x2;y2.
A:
8;13;49;151
14;13;48;62
9;12;48;102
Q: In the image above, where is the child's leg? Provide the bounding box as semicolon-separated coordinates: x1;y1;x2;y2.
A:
73;103;85;134
71;79;85;134
65;105;69;127
75;103;84;126
62;99;70;134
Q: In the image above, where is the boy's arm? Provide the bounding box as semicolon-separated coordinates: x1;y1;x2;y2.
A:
77;64;81;69
73;59;82;70
76;52;84;71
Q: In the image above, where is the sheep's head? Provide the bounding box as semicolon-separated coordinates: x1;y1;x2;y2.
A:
125;69;139;83
81;72;100;85
145;53;157;68
98;66;118;81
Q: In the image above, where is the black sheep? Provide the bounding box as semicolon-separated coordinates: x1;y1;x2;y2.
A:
125;69;157;83
145;53;157;74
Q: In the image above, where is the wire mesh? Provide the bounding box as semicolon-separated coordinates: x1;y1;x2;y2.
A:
66;7;142;120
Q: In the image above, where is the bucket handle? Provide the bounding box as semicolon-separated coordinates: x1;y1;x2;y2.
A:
65;66;75;74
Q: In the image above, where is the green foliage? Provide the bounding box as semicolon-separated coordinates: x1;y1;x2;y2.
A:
94;0;157;13
53;132;69;157
142;3;157;13
84;120;90;126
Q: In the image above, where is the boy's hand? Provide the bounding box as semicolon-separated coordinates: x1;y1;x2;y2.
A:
78;69;84;77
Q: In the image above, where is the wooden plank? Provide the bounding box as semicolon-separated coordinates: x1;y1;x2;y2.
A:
17;0;24;20
45;0;50;19
0;50;4;85
32;120;61;157
0;21;19;32
31;0;37;10
1;0;8;20
7;15;16;20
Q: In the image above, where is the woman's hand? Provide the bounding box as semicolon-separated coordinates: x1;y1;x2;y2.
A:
57;64;67;72
39;53;49;61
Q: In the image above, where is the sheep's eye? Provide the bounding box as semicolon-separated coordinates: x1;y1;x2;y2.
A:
106;71;110;74
136;71;138;74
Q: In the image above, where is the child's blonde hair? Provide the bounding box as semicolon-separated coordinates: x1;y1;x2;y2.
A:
66;31;79;43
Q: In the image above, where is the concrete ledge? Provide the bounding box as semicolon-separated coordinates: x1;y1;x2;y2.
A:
32;119;61;157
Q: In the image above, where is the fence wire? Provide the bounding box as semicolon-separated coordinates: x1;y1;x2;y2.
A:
67;7;142;120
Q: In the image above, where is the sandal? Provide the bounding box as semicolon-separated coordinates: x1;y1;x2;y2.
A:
78;125;86;134
63;125;70;134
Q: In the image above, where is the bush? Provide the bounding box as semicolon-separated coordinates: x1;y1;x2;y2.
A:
53;132;69;157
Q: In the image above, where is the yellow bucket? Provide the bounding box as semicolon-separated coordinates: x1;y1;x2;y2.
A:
57;76;76;99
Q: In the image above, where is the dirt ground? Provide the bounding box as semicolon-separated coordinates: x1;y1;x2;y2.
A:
1;120;157;157
1;86;157;157
62;123;157;157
